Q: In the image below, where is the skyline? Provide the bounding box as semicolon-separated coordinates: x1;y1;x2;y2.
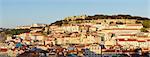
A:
0;0;150;28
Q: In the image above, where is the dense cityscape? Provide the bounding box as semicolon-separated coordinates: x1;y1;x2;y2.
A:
0;15;150;57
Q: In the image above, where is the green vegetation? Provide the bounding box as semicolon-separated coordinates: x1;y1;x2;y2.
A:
142;20;150;28
51;15;150;26
141;20;150;32
135;20;142;24
140;28;148;32
0;32;7;42
51;20;64;26
0;29;30;42
116;21;124;24
5;29;31;35
1;29;31;35
86;14;149;20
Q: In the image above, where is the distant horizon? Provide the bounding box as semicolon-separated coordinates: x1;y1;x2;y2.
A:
0;0;150;28
0;14;150;28
0;14;150;29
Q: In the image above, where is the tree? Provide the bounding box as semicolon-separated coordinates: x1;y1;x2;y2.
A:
54;38;57;45
135;20;142;24
140;28;148;32
0;32;7;43
116;21;123;24
110;21;114;24
142;20;150;28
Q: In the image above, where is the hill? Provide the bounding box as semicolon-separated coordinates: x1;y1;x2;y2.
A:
50;14;150;26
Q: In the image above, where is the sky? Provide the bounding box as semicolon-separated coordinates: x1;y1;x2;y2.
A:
0;0;150;28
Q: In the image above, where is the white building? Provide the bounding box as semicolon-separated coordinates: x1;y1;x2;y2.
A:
62;26;79;32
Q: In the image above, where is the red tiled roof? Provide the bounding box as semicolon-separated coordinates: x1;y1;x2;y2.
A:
137;40;145;42
104;49;116;52
120;34;135;36
0;48;8;52
47;39;52;41
117;39;137;41
143;48;148;50
113;44;122;47
127;39;136;41
147;39;150;41
137;36;149;38
117;39;125;41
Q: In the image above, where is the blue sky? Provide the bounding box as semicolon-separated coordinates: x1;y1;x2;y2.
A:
0;0;150;28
